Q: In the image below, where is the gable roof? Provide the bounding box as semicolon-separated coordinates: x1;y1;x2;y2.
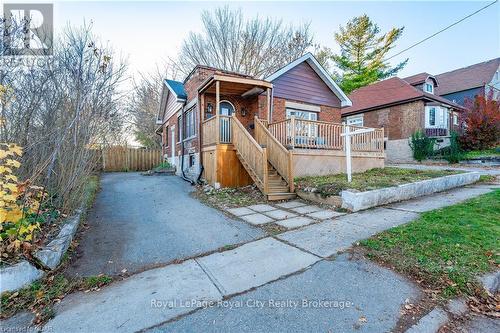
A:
403;72;438;86
165;79;187;101
436;58;500;95
342;77;463;116
265;53;352;107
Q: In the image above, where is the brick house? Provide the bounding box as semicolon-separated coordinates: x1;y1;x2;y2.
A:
156;53;385;199
341;74;464;162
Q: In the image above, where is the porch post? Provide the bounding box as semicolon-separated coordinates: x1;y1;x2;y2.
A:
290;115;296;149
215;80;220;144
266;88;271;123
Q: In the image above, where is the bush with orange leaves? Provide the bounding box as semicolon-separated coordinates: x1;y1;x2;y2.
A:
460;90;500;151
0;143;46;257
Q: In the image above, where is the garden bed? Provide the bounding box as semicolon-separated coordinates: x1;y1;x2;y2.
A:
193;184;267;210
295;167;461;197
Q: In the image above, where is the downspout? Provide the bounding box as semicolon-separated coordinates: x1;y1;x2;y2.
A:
179;101;195;185
196;94;204;184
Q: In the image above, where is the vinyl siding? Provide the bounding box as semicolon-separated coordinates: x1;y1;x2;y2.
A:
272;62;341;108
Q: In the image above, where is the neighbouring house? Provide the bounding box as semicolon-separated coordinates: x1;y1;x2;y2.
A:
155;53;385;200
436;57;500;106
341;74;464;163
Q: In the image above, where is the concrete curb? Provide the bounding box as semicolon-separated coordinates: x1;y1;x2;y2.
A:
0;209;83;293
0;261;44;293
479;270;500;294
341;172;480;212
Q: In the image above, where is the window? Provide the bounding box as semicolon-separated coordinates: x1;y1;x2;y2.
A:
453;113;458;126
164;126;169;147
429;107;436;126
219;101;234;116
424;83;434;94
285;109;318;121
188;154;195;167
346;115;364;127
183;107;196;139
177;115;182;142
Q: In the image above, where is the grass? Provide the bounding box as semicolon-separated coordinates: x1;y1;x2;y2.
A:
295;167;461;197
195;185;266;209
0;273;112;323
360;190;500;299
462;147;500;160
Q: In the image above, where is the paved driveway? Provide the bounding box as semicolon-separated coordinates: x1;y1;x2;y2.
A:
66;173;264;277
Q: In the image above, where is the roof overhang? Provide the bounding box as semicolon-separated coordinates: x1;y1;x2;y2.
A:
198;74;273;95
164;80;187;102
265;53;352;107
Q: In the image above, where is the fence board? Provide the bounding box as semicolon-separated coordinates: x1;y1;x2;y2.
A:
101;147;162;172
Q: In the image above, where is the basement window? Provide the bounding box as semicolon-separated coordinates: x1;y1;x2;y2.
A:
189;154;195;168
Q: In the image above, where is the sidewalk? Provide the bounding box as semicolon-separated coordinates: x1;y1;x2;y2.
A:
41;183;498;332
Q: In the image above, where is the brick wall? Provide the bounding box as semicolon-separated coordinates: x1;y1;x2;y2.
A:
271;97;341;123
362;101;424;140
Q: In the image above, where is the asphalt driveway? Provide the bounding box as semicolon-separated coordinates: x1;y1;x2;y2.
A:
66;173;264;277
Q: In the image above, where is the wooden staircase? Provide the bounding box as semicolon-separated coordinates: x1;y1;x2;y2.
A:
232;116;295;201
266;163;296;201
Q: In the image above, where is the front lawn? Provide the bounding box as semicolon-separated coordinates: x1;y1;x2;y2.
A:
295;167;461;197
360;190;500;299
462;147;500;160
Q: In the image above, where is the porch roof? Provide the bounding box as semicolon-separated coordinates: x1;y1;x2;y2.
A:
198;74;273;96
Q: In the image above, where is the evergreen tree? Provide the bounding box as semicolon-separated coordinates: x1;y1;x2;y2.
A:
331;15;407;94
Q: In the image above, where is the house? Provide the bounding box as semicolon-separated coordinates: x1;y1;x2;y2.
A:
155;53;385;200
341;74;464;163
435;58;500;106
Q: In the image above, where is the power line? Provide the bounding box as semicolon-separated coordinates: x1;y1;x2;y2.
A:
387;0;498;61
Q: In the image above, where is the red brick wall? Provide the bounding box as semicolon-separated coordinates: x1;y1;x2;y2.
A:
361;101;424;140
271;97;341;123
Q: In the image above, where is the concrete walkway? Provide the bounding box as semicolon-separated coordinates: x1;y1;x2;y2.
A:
66;173;263;277
391;163;500;176
38;183;498;332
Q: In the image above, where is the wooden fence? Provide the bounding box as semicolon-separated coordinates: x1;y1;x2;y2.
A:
101;147;162;172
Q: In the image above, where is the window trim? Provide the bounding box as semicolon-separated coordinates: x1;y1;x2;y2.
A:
285;108;318;121
183;107;197;141
219;100;235;116
429;107;436;126
345;114;364;127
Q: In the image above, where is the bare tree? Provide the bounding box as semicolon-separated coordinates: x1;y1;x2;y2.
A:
176;6;313;78
2;23;127;211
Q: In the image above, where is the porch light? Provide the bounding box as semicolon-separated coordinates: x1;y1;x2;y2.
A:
241;107;247;117
206;103;213;114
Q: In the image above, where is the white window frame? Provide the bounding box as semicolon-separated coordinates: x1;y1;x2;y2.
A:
453;113;459;126
424;83;434;94
345;115;364;127
285;106;319;138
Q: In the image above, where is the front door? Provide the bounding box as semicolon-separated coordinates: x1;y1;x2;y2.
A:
171;126;176;166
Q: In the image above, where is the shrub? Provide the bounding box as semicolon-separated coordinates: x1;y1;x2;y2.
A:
0;144;45;256
409;130;435;161
459;91;500;150
443;131;463;164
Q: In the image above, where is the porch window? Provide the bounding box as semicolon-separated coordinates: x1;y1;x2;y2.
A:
183;107;196;139
285;109;318;121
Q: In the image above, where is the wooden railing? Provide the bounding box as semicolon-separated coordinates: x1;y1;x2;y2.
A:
202;115;232;146
254;117;294;192
202;117;217;146
267;117;384;153
348;124;385;152
232;116;267;193
219;115;232;143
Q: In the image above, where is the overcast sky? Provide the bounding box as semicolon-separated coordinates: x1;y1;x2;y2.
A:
51;0;499;79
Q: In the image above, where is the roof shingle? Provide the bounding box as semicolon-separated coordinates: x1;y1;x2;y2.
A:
436;58;500;95
342;77;463;115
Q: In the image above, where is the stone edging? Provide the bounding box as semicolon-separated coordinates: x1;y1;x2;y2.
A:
0;208;84;293
341;172;481;212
